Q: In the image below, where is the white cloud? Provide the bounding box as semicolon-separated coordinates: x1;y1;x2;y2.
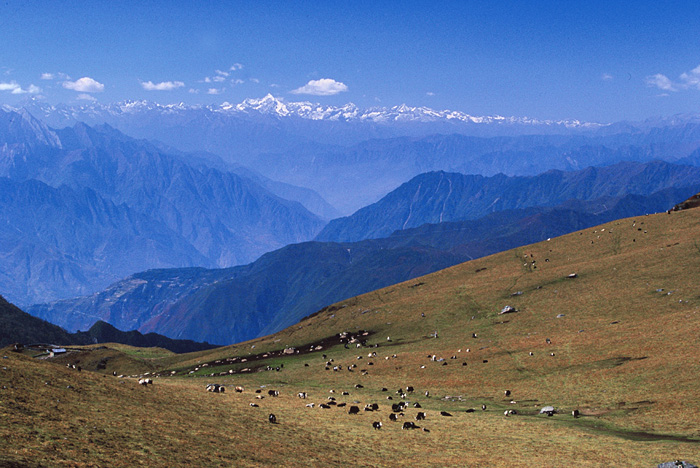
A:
0;81;41;94
207;88;224;95
679;64;700;89
291;78;348;96
77;93;97;101
62;77;104;93
426;91;435;96
42;72;71;81
601;73;613;81
188;88;199;94
230;63;244;71
202;76;225;83
647;64;700;92
645;73;676;91
215;69;229;77
0;82;18;92
141;80;185;91
249;78;259;83
231;79;244;85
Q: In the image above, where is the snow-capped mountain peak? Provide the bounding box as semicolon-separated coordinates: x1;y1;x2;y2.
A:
11;95;607;132
234;94;290;116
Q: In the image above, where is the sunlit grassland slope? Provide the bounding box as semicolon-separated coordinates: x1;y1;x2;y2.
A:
2;207;699;467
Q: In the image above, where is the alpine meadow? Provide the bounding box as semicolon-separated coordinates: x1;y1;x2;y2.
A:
2;2;700;467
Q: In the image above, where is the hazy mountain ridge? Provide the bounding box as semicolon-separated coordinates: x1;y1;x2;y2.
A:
27;267;238;333
250;132;700;214
0;109;325;305
0;177;209;305
28;241;468;344
316;161;700;242
16;98;700;215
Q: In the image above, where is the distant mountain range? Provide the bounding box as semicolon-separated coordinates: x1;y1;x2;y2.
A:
28;167;698;345
0;295;216;352
0;109;324;305
7;97;700;341
12;96;700;214
14;94;603;138
316;161;700;242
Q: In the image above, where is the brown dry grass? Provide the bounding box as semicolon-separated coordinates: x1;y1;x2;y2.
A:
3;209;700;466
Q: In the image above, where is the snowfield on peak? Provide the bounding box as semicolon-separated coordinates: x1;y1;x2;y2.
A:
14;95;604;129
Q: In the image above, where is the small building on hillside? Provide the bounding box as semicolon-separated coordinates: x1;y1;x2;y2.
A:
48;348;66;357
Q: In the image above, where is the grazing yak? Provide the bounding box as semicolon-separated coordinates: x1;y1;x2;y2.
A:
415;412;426;420
372;421;382;430
206;383;224;393
268;413;277;424
268;390;279;397
389;413;399;422
402;422;418;430
298;392;307;399
235;386;244;393
348;406;361;415
364;403;379;412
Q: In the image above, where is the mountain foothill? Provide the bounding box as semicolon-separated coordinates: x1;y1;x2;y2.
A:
3;99;700;347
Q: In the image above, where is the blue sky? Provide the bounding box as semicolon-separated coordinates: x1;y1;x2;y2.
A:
1;1;699;122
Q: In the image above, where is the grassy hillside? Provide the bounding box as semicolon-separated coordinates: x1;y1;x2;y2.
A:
2;206;700;466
